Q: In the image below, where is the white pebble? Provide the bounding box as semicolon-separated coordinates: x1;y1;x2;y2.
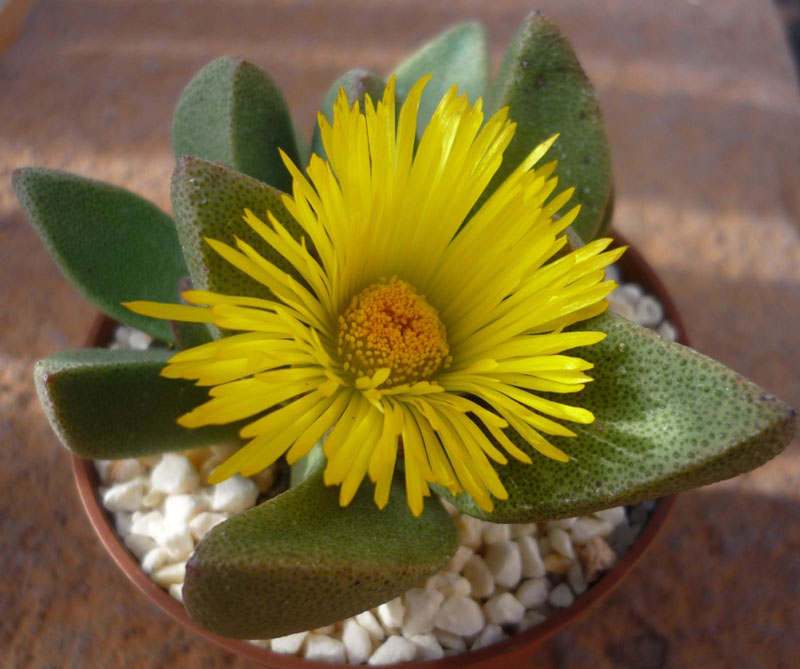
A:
128;330;153;350
376;597;405;632
138;454;161;468
94;460;112;484
634;294;664;327
481;522;511;545
164;494;207;526
409;633;444;661
567;560;588;596
270;631;307;654
142;488;165;508
483;592;525;625
618;283;643;302
189;511;228;541
510;523;537;538
426;571;471;598
123;532;156;560
434;595;484;636
580;536;618;582
151;455;199;494
463;554;495;598
544;552;573;575
151;562;186;588
548;528;575;559
570;517;613;545
402;588;444;636
593;506;626;527
433;629;466;652
517;535;546;578
304;634;346;663
608;293;635;320
484;541;522;589
168;583;183;603
452;576;472;598
471;623;506;651
211;475;259;513
455;514;483;550
157;524;194;562
546;517;577;531
114;326;134;346
102;478;145;512
516;578;549;609
108;459;145;483
342;619;372;664
141;547;169;574
658;320;679;341
131;510;164;540
313;624;336;635
445;545;474;573
368;635;416;665
604;264;622;282
355;611;386;642
548;583;575;608
112;511;133;537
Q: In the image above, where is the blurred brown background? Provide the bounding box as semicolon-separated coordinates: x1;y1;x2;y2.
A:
1;1;799;667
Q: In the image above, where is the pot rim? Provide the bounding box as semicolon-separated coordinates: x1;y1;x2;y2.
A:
72;232;686;668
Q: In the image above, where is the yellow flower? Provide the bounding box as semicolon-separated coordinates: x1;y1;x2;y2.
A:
126;75;624;516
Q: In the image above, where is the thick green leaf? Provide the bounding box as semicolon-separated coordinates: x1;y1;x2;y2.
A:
183;470;458;639
171;157;306;308
392;21;489;136
12;168;187;343
172;57;299;191
485;12;612;243
310;69;387;161
34;349;242;459
440;313;797;522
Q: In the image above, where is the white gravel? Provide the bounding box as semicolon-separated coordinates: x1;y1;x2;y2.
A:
99;267;677;663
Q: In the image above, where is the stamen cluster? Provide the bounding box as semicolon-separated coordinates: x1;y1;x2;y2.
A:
337;278;451;387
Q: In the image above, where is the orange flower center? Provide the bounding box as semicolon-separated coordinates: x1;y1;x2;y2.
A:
337;278;450;388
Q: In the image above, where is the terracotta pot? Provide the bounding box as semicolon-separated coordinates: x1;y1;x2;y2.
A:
72;234;686;668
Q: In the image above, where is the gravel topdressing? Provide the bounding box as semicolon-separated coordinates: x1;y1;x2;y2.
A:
96;265;677;665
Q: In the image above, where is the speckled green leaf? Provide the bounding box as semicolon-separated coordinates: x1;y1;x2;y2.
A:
172;57;299;191
34;349;242;459
485;12;612;243
310;69;387;161
12;168;186;343
171;157;306;309
183;470;458;639
441;313;797;522
392;21;489;136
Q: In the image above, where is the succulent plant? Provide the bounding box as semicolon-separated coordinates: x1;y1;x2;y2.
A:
14;14;796;642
